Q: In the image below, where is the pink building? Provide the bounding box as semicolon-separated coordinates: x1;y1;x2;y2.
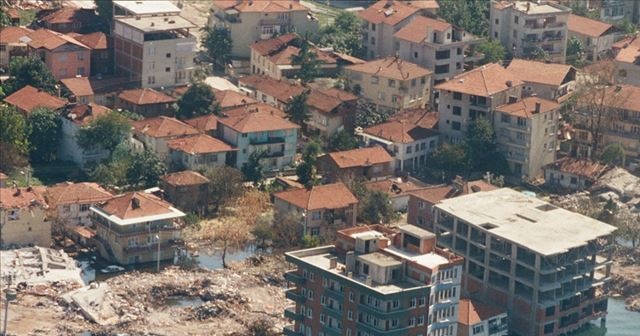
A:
26;29;91;80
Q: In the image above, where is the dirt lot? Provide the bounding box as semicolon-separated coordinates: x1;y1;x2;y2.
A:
609;246;640;312
3;256;291;336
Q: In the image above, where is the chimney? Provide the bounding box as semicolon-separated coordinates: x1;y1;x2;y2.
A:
365;275;373;286
329;257;337;269
534;101;541;114
345;251;355;273
131;197;141;209
87;104;93;115
506;80;513;87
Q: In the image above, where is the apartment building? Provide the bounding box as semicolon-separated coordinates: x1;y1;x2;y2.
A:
132;116;200;161
72;32;114;77
358;0;421;59
543;158;611;191
490;1;571;63
457;298;508;336
344;57;432;113
0;26;32;70
433;188;616;336
160;170;210;215
113;1;197;89
614;36;640;86
506;59;575;102
494;97;559;181
208;0;318;60
363;177;429;211
37;7;100;34
567;14;616;62
283;224;463;336
395;16;483;84
25;28;92;79
305;88;358;138
273;183;358;237
436;63;523;144
217;106;299;171
167;134;237;171
116;88;177;118
0;187;50;248
44;182;113;228
3;85;67;116
59;103;112;169
599;0;640;24
238;75;305;110
320;146;394;184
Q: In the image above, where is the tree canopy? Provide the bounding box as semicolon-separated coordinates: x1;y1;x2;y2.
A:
290;38;320;84
567;36;585;67
437;0;489;37
359;190;397;224
316;12;364;58
296;140;322;187
201;26;233;67
477;39;505;65
76;111;132;154
90;146;166;190
241;150;265;185
94;0;113;33
176;82;220;119
126;149;167;188
2;57;57;96
0;105;29;170
328;130;359;152
285;91;310;126
199;165;245;213
464;117;509;175
28;107;61;163
600;143;625;166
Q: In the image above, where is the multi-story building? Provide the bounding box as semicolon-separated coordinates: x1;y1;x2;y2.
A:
37;7;101;34
132;116;200;161
358;0;421;59
273;183;358;237
305;88;358;139
543;157;612;191
91;191;185;265
60;77;95;104
567;14;616;62
494;97;559;181
160;170;210;215
25;28;92;79
363;177;429;212
3;85;67;116
283;224;464;336
72;32;114;77
167;134;237;171
599;0;640;24
433;188;616;336
436;63;523;144
0;186;50;248
208;0;318;60
58;103;112;169
344;57;432;113
238;75;305;110
44;182;113;228
113;1;197;89
217;105;299;171
395;16;483;85
320;146;394;184
490;1;571;63
457;298;508;336
116;88;177;118
505;59;575;102
0;26;32;71
614;36;640;86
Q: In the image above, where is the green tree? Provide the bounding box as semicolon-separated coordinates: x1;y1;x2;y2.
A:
272;210;303;249
126;150;167;188
94;0;113;32
76;111;131;154
355;99;392;127
316;12;364;57
176;81;220;119
0;10;11;27
300;235;321;248
0;105;29;171
296;140;322;187
438;0;489;37
251;216;274;248
419;144;468;182
200;165;245;213
201;26;233;67
525;46;550;62
27;107;61;163
359;190;396;224
600;143;625;166
242;150;265;185
2;57;57;95
465;118;509;175
328;130;358;151
567;36;585;66
477;39;505;64
617;19;639;35
285;91;310;126
290;38;320;84
598;197;618;224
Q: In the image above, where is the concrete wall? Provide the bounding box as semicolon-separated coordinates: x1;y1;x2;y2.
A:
58;118;110;169
0;206;50;248
170;150;227;171
41;45;91;79
220;126;297;170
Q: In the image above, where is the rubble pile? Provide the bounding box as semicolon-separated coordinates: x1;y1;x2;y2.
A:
610;246;640;312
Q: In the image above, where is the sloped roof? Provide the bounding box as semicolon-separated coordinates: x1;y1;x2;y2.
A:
213;0;309;13
214;89;257;109
99;192;175;220
364;178;427;198
358;0;420;26
39;7;98;25
506;59;575;87
0;187;46;209
238;75;305;103
363;117;439;144
250;33;299;56
118;88;176;105
346;57;431;80
568;14;615;38
167;134;236;154
132;116;200;138
606;84;640;113
162;170;209;186
184;114;219;133
72;32;109;50
543;158;611;180
401;0;439;10
496;97;559;118
327;146;393;168
458;298;506;326
4;85;67;114
394;16;452;43
65;103;111;125
410;179;497;204
436;63;523;97
45;182;113;206
0;26;33;44
60;77;94;97
273;182;358;210
388;109;439;129
26;28;89;50
222;102;287;119
217;108;299;133
615;36;640;65
306;88;357;114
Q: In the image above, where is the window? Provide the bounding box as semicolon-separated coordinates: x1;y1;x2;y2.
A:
307;308;312;318
0;45;5;52
452;121;461;131
370;36;375;45
377;91;385;101
406;146;412;154
473;324;484;334
77;51;84;60
80;204;90;212
501;113;511;123
77;67;85;76
452;106;462;116
147;76;155;85
307;289;314;300
408;317;416;326
413;51;418;59
517;117;527;127
8;210;19;220
494;32;498;38
417;315;425;325
63;205;71;213
514;16;519;24
420;76;426;84
411;78;417;87
495;19;499;24
420;142;426;150
371;75;379;84
570;177;578;185
388;79;396;87
453;92;462;100
371;23;376;31
311;211;321;220
618;69;627;77
166;53;171;58
348;310;353;320
310;227;320;236
410;298;417;308
165;67;171;72
418;297;425;306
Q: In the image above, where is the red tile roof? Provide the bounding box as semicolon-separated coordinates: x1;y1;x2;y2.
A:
99;192;175;220
39;7;98;25
615;35;640;65
543;158;611;180
26;28;89;50
184;114;219;133
214;0;309;12
346;57;431;80
607;84;640;113
410;186;454;204
45;182;113;206
239;75;305;103
401;0;439;10
388;109;439;129
214;89;257;110
394;16;452;43
363;116;439;144
507;59;575;86
162;170;210;186
496;97;559;119
167;134;236;154
72;32;109;50
364;178;427;198
358;0;420;26
4;85;67;114
458;298;506;326
60;77;94;97
132;116;200;138
217;108;299;133
306;88;357;114
0;26;33;44
118;88;176;105
410;179;497;204
250;33;299;56
222;102;287;119
436;63;523;97
327;146;393;168
567;14;615;38
65;103;111;125
274;182;358;210
0;187;46;209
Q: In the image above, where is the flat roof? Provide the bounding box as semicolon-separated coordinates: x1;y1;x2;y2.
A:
351;230;385;240
90;205;185;226
399;224;435;239
385;246;450;269
114;0;180;15
435;188;616;256
358;252;403;268
512;1;565;14
116;15;196;33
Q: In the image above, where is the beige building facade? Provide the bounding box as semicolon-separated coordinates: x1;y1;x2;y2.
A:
0;187;50;248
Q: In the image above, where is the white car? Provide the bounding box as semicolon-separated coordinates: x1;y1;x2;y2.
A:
100;265;125;274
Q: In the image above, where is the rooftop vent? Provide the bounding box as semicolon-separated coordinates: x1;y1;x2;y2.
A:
131;197;141;209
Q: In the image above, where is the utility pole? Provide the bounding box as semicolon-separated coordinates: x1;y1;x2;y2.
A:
2;285;17;336
156;234;161;273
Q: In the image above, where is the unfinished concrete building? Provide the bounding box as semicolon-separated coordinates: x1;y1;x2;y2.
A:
433;188;616;336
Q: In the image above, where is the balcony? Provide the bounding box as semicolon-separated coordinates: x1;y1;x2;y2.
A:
249;136;285;145
284;307;304;321
324;286;344;301
323;304;343;319
523;22;565;30
489;323;509;334
262;151;285;158
284;271;306;285
283;325;302;336
322;325;342;336
123;240;183;253
285;289;305;303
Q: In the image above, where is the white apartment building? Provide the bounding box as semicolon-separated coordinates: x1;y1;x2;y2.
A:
395;16;484;84
490;1;571;63
506;59;576;102
567;14;616;62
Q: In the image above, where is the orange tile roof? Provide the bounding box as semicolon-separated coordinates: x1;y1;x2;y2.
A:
238;75;305;103
607;85;640;113
45;182;113;206
615;35;640;65
410;179;497;204
0;26;33;44
214;0;309;12
543;158;611;180
394;16;452;43
0;187;46;209
167;134;236;154
222;102;287;119
388;109;439;129
6;8;19;20
214;89;257;109
436;63;523;97
118;88;176;105
250;33;299;56
60;77;94;97
184;114;218;133
65;103;111;125
358;0;420;26
496;97;559;119
346;57;431;81
507;59;575;86
4;85;67;114
0;172;8;180
401;0;439;10
567;14;614;38
327;146;393;168
458;298;506;326
273;182;358;210
99;191;175;220
364;178;427;198
217;108;299;133
39;7;98;25
306;88;357;114
132;116;200;138
26;28;89;50
72;32;109;50
363;116;439;144
162;170;209;186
